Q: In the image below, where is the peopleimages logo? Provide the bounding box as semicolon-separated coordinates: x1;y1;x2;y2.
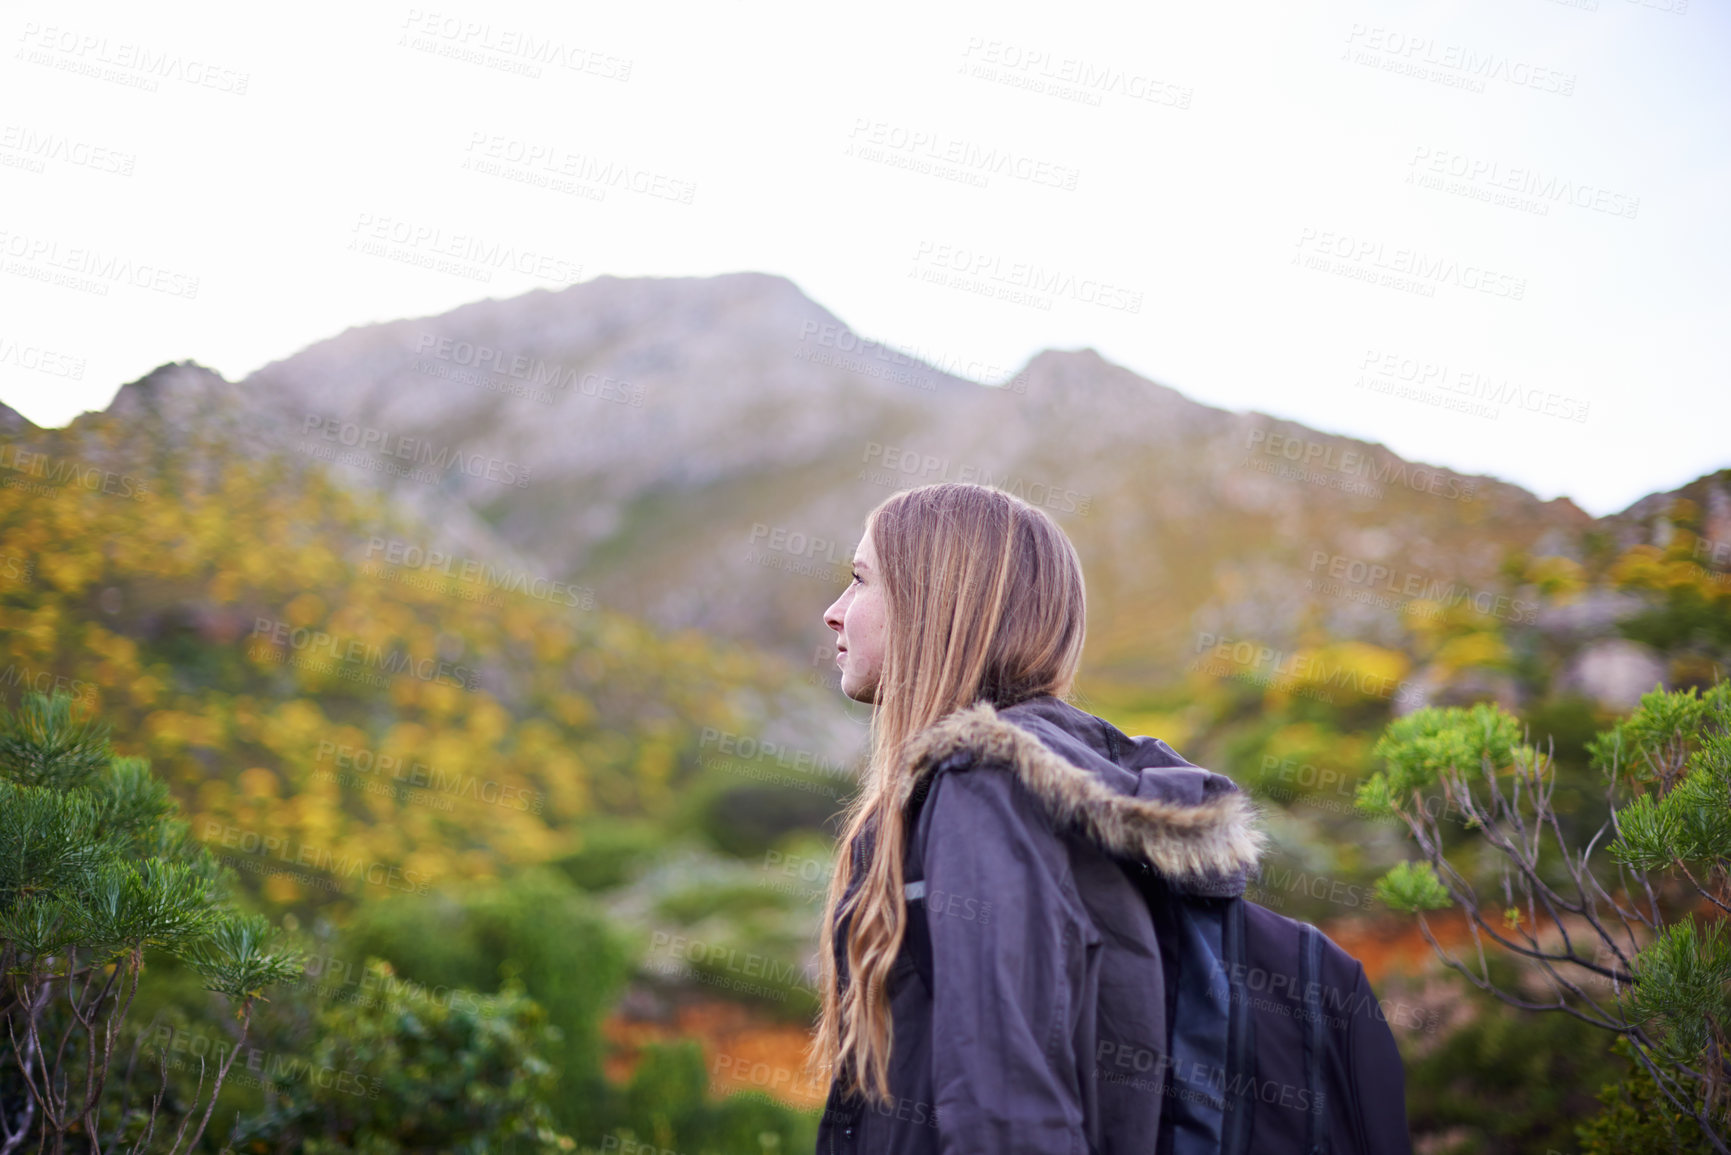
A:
201;821;432;896
911;240;1143;313
957;37;1193;110
698;727;855;782
860;442;1092;515
1306;550;1538;624
1191;632;1426;708
462;131;695;204
314;738;545;815
0;443;151;501
1341;24;1576;96
0;662;98;706
397;9;633;81
248;617;481;692
362;536;594;610
1243;429;1479;503
346;212;584;286
1292;227;1526;301
0;125;136;177
129;1023;382;1099
413;334;645;406
15;22;251;95
0;334;86;379
1355;348;1589;424
845;118;1081;191
0;228;200;300
300;415;533;489
1406;147;1640;221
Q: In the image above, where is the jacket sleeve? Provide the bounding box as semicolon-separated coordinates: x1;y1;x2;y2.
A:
920;764;1092;1155
1345;962;1413;1155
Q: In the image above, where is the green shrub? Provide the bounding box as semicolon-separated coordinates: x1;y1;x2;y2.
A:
0;691;300;1153
1400;958;1629;1155
596;1040;818;1155
1367;685;1731;1146
554;820;668;892
336;868;633;1141
227;958;573;1154
1577;1039;1718;1154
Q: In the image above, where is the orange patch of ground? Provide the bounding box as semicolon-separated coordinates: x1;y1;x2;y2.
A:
603;999;828;1110
1322;909;1478;985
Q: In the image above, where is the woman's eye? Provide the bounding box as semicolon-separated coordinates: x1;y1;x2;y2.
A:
851;571;862;585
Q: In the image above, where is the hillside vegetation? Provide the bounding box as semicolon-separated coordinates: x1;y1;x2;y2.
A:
1;274;1727;1151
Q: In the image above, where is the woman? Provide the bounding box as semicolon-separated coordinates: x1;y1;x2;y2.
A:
808;482;1410;1154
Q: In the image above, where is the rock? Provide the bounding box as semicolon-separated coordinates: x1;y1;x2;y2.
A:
1556;639;1667;710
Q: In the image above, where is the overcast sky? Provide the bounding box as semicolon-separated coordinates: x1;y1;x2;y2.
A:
2;0;1725;516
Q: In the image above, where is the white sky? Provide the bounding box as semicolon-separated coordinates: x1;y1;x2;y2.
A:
2;0;1725;517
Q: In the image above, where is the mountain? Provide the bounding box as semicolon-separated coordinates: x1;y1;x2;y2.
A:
10;268;1726;934
0;400;35;436
74;271;1621;689
1613;468;1731;548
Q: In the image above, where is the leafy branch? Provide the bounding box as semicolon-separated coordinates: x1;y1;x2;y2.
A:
1359;686;1731;1150
0;692;302;1155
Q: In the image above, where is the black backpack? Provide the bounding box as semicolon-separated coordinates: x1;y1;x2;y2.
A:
900;777;1413;1155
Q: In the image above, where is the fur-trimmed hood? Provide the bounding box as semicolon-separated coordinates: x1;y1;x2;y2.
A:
897;694;1265;894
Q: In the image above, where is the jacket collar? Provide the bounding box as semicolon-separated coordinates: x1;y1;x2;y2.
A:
898;695;1265;895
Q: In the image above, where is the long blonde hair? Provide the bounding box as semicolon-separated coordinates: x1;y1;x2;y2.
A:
806;482;1088;1106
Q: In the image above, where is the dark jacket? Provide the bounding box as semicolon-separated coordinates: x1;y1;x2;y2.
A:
814;694;1411;1155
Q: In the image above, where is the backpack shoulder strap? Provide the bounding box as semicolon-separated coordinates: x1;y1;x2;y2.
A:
1298;921;1331;1155
898;758;950;992
1220;894;1255;1155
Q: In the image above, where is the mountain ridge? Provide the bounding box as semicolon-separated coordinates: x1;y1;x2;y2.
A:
70;273;1708;680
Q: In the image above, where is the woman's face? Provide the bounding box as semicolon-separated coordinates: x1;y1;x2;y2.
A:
823;526;887;704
